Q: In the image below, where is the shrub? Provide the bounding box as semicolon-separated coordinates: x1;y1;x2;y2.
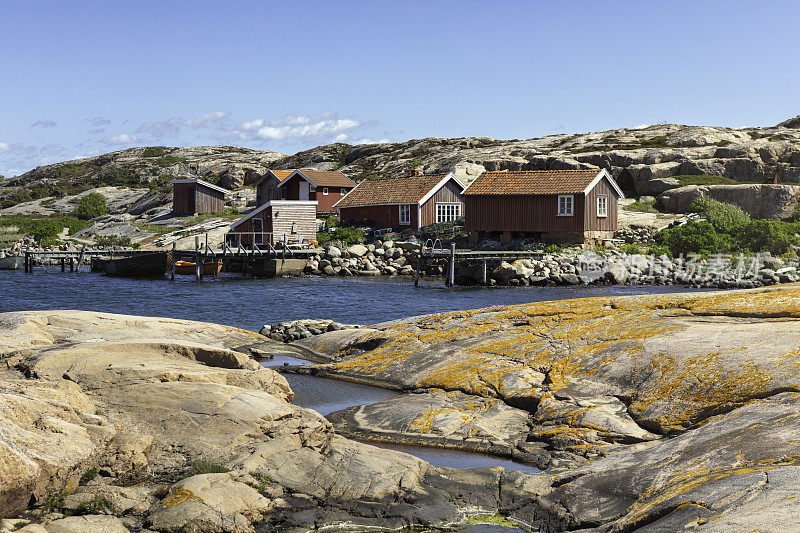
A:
543;244;564;254
72;192;109;220
157;155;187;167
655;220;734;256
191;458;230;475
76;495;115;515
94;234;131;247
691;198;750;233
79;467;98;485
622;243;644;255
646;245;673;258
142;146;170;158
0;215;89;244
317;226;364;246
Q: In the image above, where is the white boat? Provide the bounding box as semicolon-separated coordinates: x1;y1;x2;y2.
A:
0;255;24;270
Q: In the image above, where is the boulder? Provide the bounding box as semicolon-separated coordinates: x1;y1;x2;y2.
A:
45;516;129;533
346;244;367;257
492;261;517;283
659;184;800;220
147;474;270;533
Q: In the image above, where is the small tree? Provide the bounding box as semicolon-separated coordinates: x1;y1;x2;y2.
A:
72;192;109;220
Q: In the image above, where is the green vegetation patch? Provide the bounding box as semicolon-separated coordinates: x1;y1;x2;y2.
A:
464;513;519;528
76;495;116;515
191;458;230;475
317;226;365;246
0;215;89;245
94;235;133;247
72;192;109;220
656;198;800;255
156;155;188;167
79;467;98;485
142;146;172;158
624;199;659;213
674;174;742;187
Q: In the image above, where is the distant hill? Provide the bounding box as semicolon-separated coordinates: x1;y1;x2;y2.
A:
3;117;800;212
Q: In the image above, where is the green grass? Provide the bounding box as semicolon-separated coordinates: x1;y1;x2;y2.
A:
186;209;242;226
79;468;98;485
157;155;187;167
624;199;659;213
41;491;70;513
317;225;364;246
638;135;669;148
142;146;171;158
247;471;276;497
76;495;116;515
94;235;132;247
674;174;743;187
191;458;230;475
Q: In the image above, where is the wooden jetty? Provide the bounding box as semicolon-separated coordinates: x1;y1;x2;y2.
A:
23;235;322;282
415;240;543;287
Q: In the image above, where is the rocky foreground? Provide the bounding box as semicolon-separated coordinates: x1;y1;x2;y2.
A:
0;311;544;532
4;284;800;531
292;285;800;531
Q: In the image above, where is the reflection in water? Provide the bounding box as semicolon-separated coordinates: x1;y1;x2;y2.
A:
281;372;400;416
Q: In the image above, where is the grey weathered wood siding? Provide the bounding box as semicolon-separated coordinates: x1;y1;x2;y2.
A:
583;177;618;231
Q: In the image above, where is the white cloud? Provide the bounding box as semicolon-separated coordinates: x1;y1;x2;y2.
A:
230;113;363;143
0;142;9;154
184;110;229;128
354;138;391;145
632;123;651;129
90;117;111;127
31;120;58;129
102;134;137;145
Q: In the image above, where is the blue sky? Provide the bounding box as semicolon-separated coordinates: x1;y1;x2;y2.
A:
1;0;799;177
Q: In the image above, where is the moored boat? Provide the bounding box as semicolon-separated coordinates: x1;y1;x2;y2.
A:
104;252;167;277
0;255;24;270
174;260;223;276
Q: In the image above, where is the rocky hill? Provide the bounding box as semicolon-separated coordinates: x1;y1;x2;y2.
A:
4;117;800;213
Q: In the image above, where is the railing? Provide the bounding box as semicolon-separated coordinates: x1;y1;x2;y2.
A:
225;232;275;248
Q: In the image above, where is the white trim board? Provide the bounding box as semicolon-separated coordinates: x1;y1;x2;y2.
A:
583;169;625;198
417;172;466;205
171;178;230;195
229;200;318;230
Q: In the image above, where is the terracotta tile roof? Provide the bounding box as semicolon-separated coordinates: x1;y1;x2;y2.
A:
271;170;294;181
463;170;604;196
334;174;448;207
296;170;355;188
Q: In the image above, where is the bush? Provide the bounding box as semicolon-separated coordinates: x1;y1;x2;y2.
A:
0;215;89;245
191;458;230;475
94;234;131;247
690;198;750;232
142;146;170;158
675;174;740;187
622;243;644;255
317;226;364;246
72;192;109;220
655;220;734;256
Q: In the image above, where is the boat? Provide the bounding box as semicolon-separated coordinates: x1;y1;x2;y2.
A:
104;252;167;277
0;255;24;270
174;259;223;276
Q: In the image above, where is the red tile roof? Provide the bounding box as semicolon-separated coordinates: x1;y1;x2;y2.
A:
334;174;449;207
463;170;605;196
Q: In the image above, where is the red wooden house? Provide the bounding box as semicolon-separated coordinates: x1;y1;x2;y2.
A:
462;169;624;244
333;172;466;230
171;178;230;215
278;170;356;213
227;200;317;247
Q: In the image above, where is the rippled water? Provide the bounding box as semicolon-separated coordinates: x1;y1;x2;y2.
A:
0;270;706;329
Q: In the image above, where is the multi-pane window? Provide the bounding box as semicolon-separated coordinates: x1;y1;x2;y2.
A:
399;204;411;224
597;196;608;217
340;188;348;195
436;203;462;223
322;187;329;195
557;195;574;216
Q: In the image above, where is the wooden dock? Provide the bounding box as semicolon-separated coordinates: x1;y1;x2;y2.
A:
415;241;543;287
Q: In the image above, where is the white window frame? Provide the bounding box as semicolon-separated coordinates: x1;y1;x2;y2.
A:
399;204;411;225
322;187;329;195
557;195;574;216
340;187;347;195
436;202;462;223
597;195;608;217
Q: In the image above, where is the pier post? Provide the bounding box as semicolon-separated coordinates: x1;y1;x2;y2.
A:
70;257;74;272
482;259;487;284
196;252;202;282
170;243;176;281
24;251;29;273
76;245;86;273
447;243;456;287
414;254;422;287
61;257;65;272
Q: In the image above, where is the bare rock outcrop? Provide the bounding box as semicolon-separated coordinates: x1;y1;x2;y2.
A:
658;183;800;219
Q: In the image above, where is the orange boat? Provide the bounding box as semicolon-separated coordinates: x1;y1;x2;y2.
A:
174;260;223;276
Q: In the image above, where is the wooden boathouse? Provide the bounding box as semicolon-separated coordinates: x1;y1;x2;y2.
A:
255;170;293;206
462;169;624;244
333;171;466;230
279;170;356;213
172;178;230;215
227;200;317;247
